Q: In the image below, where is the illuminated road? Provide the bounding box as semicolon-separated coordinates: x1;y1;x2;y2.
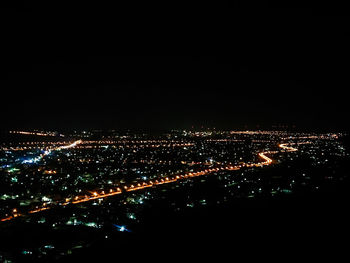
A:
21;140;82;164
56;140;82;150
1;142;298;223
279;143;298;152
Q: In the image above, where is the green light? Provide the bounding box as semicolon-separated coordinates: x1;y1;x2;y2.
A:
11;177;18;182
8;168;20;173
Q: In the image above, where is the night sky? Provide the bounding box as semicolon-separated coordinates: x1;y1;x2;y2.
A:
1;8;349;131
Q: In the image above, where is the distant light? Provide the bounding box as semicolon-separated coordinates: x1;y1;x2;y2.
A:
113;224;130;232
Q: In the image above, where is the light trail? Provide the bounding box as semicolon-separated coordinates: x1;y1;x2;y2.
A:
9;131;64;137
56;140;82;150
279;143;298;152
20;140;82;164
3;141;191;152
0;142;298;223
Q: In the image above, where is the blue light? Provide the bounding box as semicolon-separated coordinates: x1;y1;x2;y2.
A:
113;224;130;232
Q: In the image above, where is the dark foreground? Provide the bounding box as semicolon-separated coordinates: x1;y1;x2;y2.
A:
1;182;349;262
75;192;349;261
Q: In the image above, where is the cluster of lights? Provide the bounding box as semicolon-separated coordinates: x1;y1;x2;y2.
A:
0;142;299;223
229;131;289;135
9;131;64;137
1;141;192;152
19;140;82;165
81;140;189;144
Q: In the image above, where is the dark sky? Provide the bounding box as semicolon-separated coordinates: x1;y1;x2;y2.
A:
1;8;349;131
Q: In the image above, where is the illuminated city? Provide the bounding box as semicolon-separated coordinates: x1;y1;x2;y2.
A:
0;129;349;261
1;8;350;261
